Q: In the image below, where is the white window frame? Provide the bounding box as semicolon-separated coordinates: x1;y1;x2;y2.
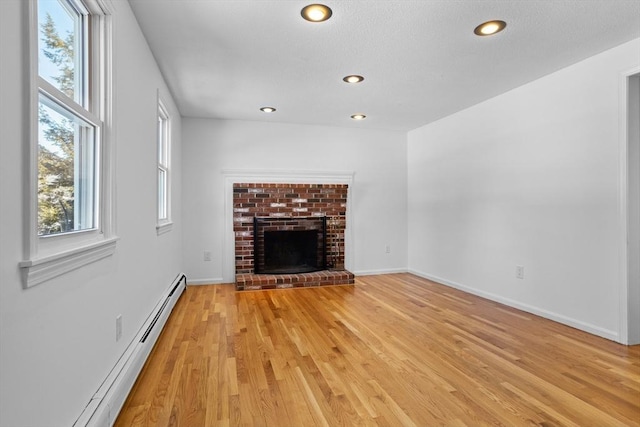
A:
20;0;117;288
156;95;173;235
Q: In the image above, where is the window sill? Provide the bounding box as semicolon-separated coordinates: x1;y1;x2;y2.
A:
19;237;118;288
156;221;173;236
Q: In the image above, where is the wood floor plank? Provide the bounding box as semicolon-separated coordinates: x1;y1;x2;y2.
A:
115;274;640;426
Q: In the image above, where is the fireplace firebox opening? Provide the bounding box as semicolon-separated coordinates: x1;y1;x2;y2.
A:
254;216;327;274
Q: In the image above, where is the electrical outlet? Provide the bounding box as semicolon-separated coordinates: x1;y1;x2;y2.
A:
516;265;524;279
385;245;391;254
204;251;212;261
116;315;122;342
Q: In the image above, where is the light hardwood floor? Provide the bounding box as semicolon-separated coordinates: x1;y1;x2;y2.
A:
115;273;640;426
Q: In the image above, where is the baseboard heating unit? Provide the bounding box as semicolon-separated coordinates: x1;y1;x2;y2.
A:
73;273;187;427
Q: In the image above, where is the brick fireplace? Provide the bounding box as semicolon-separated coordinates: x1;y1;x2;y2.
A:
233;183;354;290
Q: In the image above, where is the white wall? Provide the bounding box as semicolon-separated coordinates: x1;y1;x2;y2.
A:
407;39;640;342
0;1;182;426
182;119;408;283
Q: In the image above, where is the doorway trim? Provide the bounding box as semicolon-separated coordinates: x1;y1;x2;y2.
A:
618;67;640;345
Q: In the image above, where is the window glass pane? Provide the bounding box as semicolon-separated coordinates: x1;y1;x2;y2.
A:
38;0;81;102
158;168;167;220
38;98;96;235
158;114;167;165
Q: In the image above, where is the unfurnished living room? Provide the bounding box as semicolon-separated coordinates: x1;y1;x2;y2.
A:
1;0;639;426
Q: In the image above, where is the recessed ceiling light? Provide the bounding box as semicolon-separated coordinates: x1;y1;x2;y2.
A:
351;114;366;120
474;20;507;36
343;75;364;84
260;107;276;113
301;4;332;22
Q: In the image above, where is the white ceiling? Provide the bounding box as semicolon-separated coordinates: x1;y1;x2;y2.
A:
128;0;640;132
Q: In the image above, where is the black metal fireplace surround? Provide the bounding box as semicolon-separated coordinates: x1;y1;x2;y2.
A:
253;217;327;274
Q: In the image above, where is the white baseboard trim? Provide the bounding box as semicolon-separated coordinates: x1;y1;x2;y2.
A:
188;277;226;285
408;269;620;343
73;273;187;427
353;268;408;276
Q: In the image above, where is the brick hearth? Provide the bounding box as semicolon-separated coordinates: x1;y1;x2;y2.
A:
233;183;354;290
236;270;355;291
